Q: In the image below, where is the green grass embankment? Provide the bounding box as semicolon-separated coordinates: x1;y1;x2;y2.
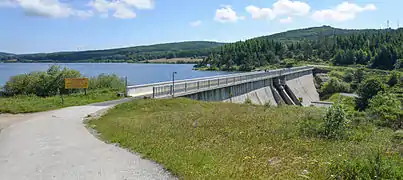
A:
88;98;402;179
0;89;122;114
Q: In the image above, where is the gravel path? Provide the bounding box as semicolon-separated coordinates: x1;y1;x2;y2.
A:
0;98;176;180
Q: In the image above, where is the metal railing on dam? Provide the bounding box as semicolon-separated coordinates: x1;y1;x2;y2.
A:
126;66;314;98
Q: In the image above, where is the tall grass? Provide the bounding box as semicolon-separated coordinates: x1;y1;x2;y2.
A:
0;65;125;113
0;89;120;114
88;98;402;179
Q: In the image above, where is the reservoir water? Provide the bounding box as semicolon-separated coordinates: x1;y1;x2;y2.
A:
0;63;233;86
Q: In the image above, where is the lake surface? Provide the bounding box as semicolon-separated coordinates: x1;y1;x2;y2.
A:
0;63;234;86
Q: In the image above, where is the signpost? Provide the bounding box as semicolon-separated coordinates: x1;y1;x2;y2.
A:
65;78;89;95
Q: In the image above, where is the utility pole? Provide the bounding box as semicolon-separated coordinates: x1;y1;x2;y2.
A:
387;20;390;29
172;72;177;98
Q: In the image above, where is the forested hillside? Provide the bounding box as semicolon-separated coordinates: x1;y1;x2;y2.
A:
0;52;13;56
197;26;402;71
258;25;379;42
0;41;224;63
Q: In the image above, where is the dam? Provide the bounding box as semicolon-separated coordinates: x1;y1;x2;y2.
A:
126;66;320;106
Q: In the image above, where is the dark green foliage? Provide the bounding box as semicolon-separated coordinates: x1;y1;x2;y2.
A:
1;41;224;63
4;66;81;97
356;78;386;110
197;27;403;71
323;103;348;139
3;65;123;97
257;25;375;42
368;92;402;129
387;71;401;87
0;52;14;56
320;78;351;98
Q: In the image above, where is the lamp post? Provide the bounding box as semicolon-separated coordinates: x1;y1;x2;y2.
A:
172;72;177;98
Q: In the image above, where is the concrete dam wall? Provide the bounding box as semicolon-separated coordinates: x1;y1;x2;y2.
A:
284;71;320;106
128;66;320;107
184;69;320;107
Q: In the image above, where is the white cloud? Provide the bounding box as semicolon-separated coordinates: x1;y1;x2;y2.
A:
214;5;245;23
18;0;74;18
0;0;155;19
246;0;310;20
113;5;136;19
89;0;154;19
0;0;14;7
122;0;154;9
245;5;275;20
89;0;137;19
0;0;92;18
279;16;292;23
190;20;202;27
273;0;310;16
312;2;376;22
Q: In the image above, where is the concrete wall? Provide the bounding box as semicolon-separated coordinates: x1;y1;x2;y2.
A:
183;69;320;107
223;87;277;106
184;79;277;106
284;70;320;106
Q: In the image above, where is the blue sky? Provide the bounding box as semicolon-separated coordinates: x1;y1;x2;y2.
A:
0;0;401;54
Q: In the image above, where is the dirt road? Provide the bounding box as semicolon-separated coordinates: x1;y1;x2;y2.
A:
0;99;175;180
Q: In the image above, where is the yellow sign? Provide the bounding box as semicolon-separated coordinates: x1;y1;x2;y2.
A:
65;78;89;89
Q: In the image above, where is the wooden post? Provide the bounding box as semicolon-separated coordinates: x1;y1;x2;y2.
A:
59;88;64;105
124;76;128;97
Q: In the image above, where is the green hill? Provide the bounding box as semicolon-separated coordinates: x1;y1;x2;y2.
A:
0;52;14;56
197;26;402;71
4;41;225;63
257;25;380;42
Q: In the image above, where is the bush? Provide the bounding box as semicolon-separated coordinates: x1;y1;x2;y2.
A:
3;65;123;97
328;71;344;79
387;71;400;87
368;92;402;129
320;78;351;98
88;74;125;90
4;65;81;97
323;103;349;139
356;78;386;110
244;97;252;104
328;152;403;179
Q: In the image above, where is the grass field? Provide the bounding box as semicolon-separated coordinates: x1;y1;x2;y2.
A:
88;98;403;179
0;89;122;114
140;58;203;64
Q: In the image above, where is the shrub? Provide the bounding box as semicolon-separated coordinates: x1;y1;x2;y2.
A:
244;97;252;104
356;78;386;110
368;92;402;129
3;65;122;97
323;103;348;139
387;71;400;87
320;78;351;98
4;65;81;97
328;71;344;79
88;74;125;90
328;152;403;179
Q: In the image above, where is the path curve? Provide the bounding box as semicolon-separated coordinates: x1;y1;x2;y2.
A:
0;98;176;180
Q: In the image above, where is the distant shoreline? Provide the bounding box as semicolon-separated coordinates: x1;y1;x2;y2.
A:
1;58;203;64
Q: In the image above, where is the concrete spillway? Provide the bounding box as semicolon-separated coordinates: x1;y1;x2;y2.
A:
284;73;320;106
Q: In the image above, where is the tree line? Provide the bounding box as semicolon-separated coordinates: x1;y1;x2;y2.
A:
0;41;223;63
196;28;403;71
